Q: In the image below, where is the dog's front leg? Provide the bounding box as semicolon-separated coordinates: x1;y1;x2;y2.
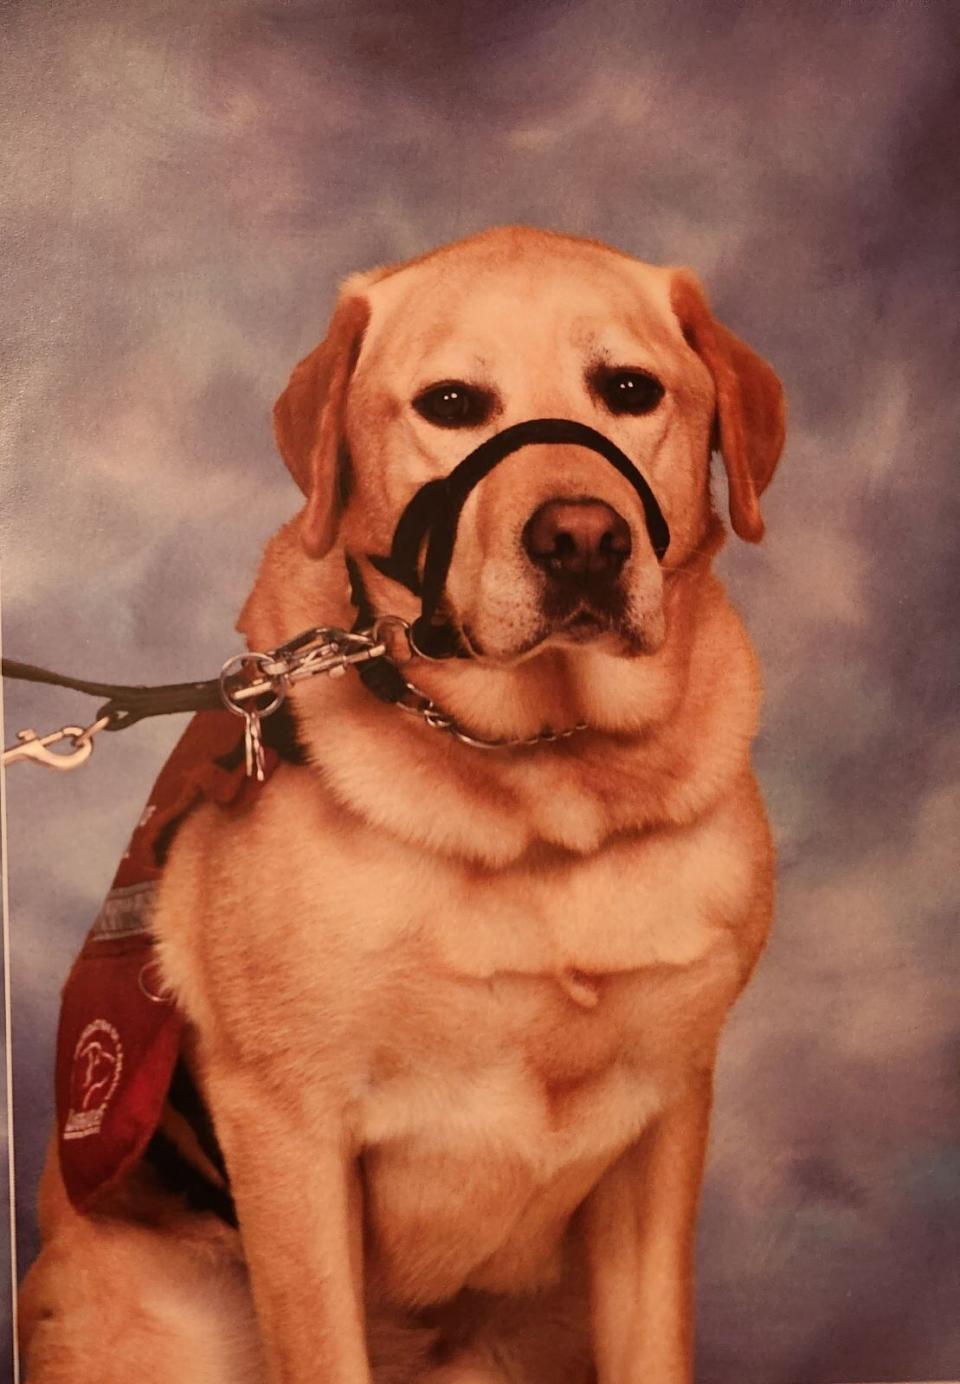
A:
583;1073;713;1384
209;1068;371;1384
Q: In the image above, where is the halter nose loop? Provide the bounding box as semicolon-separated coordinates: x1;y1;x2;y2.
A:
364;417;670;658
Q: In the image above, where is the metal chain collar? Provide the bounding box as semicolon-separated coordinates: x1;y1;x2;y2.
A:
3;618;586;773
218;619;587;769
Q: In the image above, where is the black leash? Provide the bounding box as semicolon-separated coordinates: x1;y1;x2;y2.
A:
1;626;395;772
1;659;224;730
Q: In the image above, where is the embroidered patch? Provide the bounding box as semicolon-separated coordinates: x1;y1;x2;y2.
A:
90;881;157;942
63;1019;124;1141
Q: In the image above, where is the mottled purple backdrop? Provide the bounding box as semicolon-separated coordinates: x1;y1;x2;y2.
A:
2;0;959;1379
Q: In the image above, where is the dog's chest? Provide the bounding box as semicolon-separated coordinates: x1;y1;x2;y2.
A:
358;963;661;1151
353;963;676;1300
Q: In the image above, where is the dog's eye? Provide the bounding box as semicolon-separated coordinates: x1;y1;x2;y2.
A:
413;381;493;429
593;368;664;417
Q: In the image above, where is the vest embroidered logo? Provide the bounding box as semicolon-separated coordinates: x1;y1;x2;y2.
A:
63;1020;124;1141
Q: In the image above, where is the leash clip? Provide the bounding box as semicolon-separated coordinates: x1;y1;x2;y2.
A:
2;723;100;771
217;627;394;778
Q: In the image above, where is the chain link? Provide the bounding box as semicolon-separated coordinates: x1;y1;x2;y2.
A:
220;621;587;754
394;675;586;749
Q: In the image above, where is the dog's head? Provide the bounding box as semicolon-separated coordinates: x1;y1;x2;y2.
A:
274;227;784;662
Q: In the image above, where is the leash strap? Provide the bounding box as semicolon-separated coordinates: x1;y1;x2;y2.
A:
1;658;224;730
2;628;389;770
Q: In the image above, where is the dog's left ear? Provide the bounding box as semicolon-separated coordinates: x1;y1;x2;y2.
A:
670;270;786;542
273;293;371;558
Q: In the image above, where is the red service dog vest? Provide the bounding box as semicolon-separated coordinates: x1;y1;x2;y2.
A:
55;709;282;1211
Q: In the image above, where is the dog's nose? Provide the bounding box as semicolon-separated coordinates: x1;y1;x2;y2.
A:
523;500;631;577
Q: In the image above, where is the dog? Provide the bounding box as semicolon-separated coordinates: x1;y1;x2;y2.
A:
20;225;785;1384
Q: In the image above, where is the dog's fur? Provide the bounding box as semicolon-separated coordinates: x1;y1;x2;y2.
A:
20;226;785;1384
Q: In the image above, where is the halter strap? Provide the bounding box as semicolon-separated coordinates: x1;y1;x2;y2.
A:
364;418;670;657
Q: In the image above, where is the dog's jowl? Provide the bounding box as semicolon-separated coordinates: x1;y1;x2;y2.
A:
20;227;785;1384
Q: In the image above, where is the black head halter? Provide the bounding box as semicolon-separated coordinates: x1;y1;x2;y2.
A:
356;418;670;659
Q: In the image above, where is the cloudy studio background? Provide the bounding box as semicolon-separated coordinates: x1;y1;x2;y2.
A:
2;1;958;1379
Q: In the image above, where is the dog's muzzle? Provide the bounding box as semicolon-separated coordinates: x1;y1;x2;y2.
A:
361;418;670;658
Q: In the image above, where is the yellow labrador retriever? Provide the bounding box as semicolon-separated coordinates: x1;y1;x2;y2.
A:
20;226;785;1384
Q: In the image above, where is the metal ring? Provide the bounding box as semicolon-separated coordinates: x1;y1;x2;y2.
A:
422;709;453;730
138;959;175;1005
219;652;286;718
404;622;460;662
73;714;113;748
370;616;410;638
399;680;435;714
368;616;414;664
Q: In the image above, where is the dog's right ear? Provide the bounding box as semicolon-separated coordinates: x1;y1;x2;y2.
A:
273;294;371;558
